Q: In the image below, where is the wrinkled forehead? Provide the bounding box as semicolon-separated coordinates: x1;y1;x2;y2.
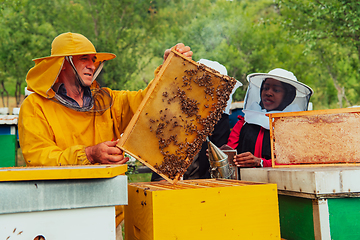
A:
72;54;97;61
70;54;100;69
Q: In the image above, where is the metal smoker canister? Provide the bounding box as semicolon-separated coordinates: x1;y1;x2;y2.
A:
207;139;234;179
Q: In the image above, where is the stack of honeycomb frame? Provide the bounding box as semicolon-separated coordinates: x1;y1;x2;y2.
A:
267;108;360;167
118;49;237;183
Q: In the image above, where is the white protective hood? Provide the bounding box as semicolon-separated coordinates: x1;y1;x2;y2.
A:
243;68;313;129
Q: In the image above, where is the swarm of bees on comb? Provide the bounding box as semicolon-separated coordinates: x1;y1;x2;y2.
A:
118;50;237;183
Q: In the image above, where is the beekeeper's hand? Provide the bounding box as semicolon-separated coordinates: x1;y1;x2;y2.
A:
85;139;129;164
163;43;193;63
233;152;262;168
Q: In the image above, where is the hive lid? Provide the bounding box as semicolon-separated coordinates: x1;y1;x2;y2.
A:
117;49;237;183
0;165;127;181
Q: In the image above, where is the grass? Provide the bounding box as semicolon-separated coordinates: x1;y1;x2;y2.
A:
126;160;152;183
127;173;152;183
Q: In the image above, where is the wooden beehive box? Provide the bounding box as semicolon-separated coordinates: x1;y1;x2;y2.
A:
268;107;360;167
0;165;127;181
117;49;236;183
125;179;280;240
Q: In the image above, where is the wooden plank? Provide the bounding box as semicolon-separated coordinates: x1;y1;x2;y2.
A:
267;107;360;118
312;199;331;240
269;115;276;168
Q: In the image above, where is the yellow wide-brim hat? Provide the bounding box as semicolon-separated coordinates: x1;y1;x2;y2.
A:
26;32;116;98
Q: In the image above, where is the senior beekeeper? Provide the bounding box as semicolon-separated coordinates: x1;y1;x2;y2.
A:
18;32;193;239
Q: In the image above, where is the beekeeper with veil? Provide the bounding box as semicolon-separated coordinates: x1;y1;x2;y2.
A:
18;32;193;240
19;32;193;166
225;68;313;168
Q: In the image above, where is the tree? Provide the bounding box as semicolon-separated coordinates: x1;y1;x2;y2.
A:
60;0;161;90
0;0;57;106
276;0;360;108
152;0;316;104
1;0;354;110
0;0;162;108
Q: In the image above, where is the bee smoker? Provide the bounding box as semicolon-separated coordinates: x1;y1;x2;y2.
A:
207;138;235;179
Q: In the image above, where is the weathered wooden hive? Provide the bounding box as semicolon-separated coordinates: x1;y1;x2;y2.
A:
118;49;237;183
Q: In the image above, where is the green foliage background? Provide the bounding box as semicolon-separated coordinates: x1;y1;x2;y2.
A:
0;0;359;110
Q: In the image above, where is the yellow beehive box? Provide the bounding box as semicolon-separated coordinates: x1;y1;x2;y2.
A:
125;179;281;240
0;165;127;181
118;49;236;183
267;107;360;167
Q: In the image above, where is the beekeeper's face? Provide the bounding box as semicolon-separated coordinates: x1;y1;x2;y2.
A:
72;54;97;86
260;78;285;111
